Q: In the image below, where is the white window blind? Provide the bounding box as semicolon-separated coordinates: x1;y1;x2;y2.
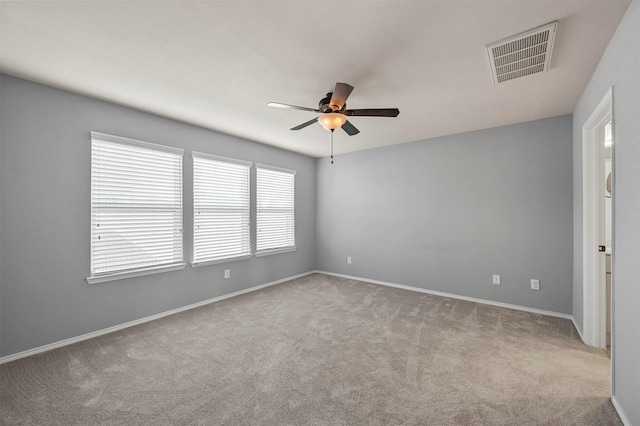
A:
90;132;184;279
192;152;251;265
256;164;296;255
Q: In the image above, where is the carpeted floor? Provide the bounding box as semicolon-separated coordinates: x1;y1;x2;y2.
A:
0;273;620;425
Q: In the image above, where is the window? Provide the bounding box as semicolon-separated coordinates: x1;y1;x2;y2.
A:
192;152;251;265
88;132;185;283
256;164;296;255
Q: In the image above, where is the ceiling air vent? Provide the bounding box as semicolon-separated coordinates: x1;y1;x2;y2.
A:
486;21;558;84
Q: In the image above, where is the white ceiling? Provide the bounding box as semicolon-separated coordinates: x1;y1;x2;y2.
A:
0;1;630;158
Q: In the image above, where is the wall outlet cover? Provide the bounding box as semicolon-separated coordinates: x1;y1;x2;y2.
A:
224;269;230;279
530;279;540;290
493;274;501;285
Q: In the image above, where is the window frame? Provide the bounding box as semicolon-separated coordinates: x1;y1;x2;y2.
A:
255;163;296;257
191;152;252;267
87;132;186;284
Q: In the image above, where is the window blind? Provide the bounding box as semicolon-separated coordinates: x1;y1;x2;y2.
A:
192;152;251;265
256;164;296;254
90;132;184;277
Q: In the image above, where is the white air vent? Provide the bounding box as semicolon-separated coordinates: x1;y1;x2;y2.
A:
486;21;558;84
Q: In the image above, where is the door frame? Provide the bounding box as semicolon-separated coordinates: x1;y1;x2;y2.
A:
582;87;613;350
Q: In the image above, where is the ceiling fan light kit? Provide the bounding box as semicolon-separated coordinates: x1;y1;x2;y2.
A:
318;113;347;131
268;82;400;163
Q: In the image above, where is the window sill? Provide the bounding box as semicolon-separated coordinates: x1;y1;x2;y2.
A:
191;254;252;268
255;246;296;257
86;262;187;284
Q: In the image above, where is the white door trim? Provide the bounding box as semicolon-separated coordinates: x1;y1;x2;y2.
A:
582;87;612;349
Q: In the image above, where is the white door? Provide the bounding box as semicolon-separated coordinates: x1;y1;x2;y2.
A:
582;88;613;351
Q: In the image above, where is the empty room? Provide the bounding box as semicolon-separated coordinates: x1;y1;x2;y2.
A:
1;1;638;425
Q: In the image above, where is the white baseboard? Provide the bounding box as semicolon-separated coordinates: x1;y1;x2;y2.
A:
0;271;314;365
315;270;573;320
611;396;631;426
571;316;586;343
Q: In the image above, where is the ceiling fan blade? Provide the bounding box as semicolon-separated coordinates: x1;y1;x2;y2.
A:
329;83;354;111
290;118;318;131
268;102;320;113
344;108;400;117
342;120;360;136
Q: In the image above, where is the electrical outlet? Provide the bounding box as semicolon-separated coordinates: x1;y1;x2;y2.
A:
347;257;352;264
530;279;540;290
493;274;501;285
224;269;230;279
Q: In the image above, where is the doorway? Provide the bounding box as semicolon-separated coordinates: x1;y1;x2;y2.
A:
582;87;614;357
604;120;613;358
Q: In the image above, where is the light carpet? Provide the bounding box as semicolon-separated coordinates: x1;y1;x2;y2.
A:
0;273;619;425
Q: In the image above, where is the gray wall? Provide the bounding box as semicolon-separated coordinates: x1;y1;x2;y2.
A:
0;74;316;357
572;1;639;423
316;115;573;314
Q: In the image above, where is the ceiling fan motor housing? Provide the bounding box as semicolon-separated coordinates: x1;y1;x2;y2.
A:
319;92;345;113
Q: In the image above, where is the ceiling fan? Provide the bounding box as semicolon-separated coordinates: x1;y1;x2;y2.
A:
267;82;400;136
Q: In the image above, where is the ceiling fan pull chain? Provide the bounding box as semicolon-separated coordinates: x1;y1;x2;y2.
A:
331;129;334;164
